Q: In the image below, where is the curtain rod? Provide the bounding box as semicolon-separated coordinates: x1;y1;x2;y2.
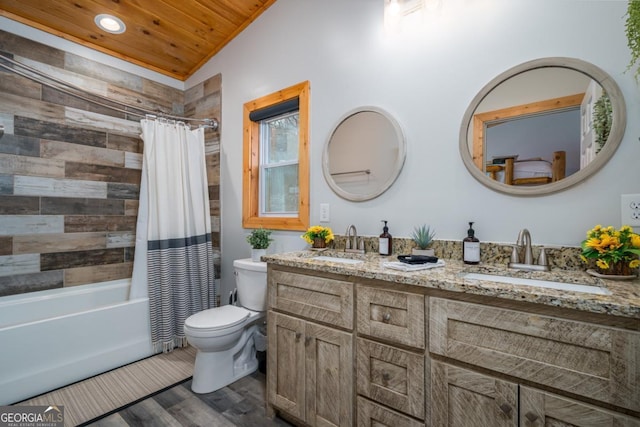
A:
0;54;219;130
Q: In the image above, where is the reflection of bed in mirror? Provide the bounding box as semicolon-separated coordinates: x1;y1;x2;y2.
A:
485;151;566;185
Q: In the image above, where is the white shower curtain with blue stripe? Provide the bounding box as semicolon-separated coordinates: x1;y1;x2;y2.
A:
131;118;217;353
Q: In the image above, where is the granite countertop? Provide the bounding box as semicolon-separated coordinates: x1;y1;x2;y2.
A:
263;250;640;319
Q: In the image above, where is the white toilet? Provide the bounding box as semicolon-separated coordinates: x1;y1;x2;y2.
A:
184;258;267;394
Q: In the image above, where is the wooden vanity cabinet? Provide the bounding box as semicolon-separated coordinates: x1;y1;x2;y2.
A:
429;297;640;425
432;361;640;427
355;284;427;425
267;267;354;427
267;264;640;427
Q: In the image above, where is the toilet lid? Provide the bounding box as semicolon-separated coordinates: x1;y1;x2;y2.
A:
185;305;250;331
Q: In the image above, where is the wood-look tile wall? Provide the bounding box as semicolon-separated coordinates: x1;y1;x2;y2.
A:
0;31;222;297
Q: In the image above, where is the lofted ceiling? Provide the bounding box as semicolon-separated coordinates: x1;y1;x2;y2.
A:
0;0;276;80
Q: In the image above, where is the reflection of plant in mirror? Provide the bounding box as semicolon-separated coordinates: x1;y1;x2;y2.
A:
626;0;640;80
593;93;612;154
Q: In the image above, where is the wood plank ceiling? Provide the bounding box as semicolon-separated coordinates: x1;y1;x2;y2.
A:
0;0;276;80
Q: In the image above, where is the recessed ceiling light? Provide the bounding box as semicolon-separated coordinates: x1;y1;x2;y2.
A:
94;14;126;34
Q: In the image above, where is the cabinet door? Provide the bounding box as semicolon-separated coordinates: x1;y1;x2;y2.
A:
267;312;306;422
431;360;518;427
430;298;640;413
270;269;354;329
306;322;354;427
357;396;424;427
357;285;425;349
520;386;640;427
357;338;425;419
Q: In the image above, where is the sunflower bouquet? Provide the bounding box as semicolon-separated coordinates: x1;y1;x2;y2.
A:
581;225;640;275
301;225;335;247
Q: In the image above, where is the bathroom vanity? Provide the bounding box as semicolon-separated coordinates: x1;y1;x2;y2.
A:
264;251;640;427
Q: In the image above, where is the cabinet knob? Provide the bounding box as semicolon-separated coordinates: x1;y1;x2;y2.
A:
499;403;512;415
525;412;539;423
304;336;312;346
382;313;391;323
295;332;302;342
381;371;391;385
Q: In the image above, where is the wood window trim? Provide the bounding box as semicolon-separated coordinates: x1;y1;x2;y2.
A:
242;81;310;231
472;92;584;169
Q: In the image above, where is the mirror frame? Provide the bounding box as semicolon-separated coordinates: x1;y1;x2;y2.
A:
459;57;626;196
323;106;406;202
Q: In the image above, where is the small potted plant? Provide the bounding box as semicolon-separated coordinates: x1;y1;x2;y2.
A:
411;225;436;256
247;228;273;262
301;225;334;249
581;224;640;278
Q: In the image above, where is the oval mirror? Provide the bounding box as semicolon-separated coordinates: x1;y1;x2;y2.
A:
459;57;626;196
323;106;406;201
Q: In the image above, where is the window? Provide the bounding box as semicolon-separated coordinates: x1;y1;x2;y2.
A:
242;81;309;230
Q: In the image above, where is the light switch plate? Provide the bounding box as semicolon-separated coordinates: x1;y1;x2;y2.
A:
621;194;640;227
319;203;330;222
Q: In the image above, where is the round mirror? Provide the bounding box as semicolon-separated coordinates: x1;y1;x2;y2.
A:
323;106;406;201
459;57;626;196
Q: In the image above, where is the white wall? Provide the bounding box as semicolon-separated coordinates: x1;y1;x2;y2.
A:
192;0;640;298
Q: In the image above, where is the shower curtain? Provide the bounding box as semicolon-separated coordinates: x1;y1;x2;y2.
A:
131;118;216;352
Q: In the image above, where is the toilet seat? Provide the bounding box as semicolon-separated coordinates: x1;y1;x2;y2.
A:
185;305;250;333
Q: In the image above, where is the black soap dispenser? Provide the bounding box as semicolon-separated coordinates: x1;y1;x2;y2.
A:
463;222;480;265
379;220;392;255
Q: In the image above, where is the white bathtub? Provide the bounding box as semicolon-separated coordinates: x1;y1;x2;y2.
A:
0;279;154;405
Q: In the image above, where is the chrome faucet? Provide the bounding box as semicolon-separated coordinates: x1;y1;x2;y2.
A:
345;224;365;254
508;228;550;272
517;229;534;265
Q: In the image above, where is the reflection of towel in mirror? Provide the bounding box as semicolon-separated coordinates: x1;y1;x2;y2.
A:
383;259;446;272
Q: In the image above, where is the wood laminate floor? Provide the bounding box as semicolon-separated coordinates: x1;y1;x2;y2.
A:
86;373;292;427
18;346;291;427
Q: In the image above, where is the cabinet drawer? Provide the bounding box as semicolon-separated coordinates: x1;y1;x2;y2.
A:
356;338;425;419
357;396;424;427
430;298;640;413
269;269;353;329
356;285;425;349
520;386;640;427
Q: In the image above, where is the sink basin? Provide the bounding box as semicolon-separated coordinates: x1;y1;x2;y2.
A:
463;273;611;295
312;256;364;265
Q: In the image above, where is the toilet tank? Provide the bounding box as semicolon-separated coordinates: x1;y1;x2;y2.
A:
233;258;267;312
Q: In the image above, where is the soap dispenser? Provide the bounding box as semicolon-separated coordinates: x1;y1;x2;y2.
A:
379;220;392;255
463;222;480;265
